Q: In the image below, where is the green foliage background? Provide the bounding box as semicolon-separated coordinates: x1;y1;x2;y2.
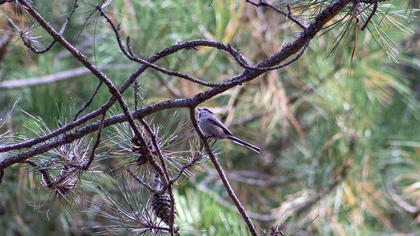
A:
0;0;419;235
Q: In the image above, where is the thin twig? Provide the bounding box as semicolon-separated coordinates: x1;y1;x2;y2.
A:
127;168;155;192
98;7;219;88
169;156;202;185
16;0;154;170
25;160;53;188
74;81;103;121
19;0;79;53
134;80;141;111
194;176;275;222
137;118;176;234
188;107;258;236
361;0;378;31
83;112;106;170
0;168;4;184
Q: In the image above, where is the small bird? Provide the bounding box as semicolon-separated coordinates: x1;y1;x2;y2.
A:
196;107;261;153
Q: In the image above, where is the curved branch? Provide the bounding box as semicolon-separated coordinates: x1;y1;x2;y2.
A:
97;7;220;87
73;81;103;121
16;0;144;144
0;40;251;154
15;1;167;191
1;0;354;170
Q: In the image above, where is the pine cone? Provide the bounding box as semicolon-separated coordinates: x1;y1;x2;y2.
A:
151;192;174;225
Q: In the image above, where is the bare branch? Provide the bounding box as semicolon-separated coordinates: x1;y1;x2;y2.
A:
15;0;153;167
19;0;79;54
25;160;53;188
137;118;176;233
361;0;378;31
0;168;4;184
83;112;106;170
97;7;220;87
169;155;202;185
188;107;258;236
0;40;250;154
127;168;155;192
1;0;354;172
194;175;275;222
73;81;103;121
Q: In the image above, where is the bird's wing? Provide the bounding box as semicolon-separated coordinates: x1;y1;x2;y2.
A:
207;116;233;136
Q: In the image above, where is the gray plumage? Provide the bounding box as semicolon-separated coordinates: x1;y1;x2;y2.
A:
196;108;261;153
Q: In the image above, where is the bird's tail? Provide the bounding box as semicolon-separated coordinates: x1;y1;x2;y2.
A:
227;135;261;153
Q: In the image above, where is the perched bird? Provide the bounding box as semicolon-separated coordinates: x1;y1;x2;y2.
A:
196;107;261;153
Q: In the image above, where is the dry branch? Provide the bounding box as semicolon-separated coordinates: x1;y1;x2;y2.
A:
0;0;353;166
0;0;381;234
189;107;258;236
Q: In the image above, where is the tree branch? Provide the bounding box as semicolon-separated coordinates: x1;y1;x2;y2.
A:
16;0;144;146
127;168;155;192
188;107;258;236
0;40;250;154
96;6;221;88
73;81;103;121
1;0;353;174
137;118;176;233
360;0;378;31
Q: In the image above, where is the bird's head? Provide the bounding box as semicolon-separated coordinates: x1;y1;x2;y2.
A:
197;107;214;118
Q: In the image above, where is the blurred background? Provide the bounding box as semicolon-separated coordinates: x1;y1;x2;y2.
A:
0;0;419;235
